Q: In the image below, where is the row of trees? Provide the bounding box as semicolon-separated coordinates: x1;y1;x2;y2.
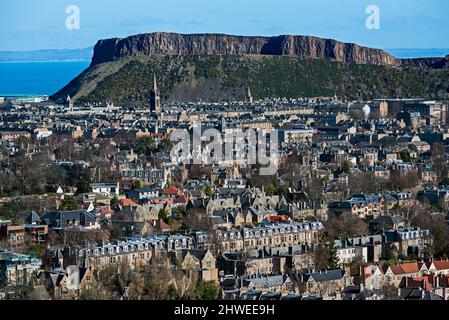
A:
79;255;220;300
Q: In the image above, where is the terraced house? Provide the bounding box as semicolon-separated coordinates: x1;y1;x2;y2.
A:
329;193;386;218
216;221;324;253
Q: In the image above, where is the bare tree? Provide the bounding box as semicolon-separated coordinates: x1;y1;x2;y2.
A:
324;212;369;239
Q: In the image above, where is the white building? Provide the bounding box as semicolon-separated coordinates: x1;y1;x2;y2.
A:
90;182;120;197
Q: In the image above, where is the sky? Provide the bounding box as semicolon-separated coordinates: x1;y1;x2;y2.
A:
0;0;448;51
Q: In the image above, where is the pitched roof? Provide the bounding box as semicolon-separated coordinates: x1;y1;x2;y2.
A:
120;199;139;207
26;210;41;224
303;269;347;282
385;264;404;275
432;259;449;271
401;262;420;274
161;186;183;195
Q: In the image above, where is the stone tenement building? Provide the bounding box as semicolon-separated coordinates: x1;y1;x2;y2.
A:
216;221;324;253
47;235;194;270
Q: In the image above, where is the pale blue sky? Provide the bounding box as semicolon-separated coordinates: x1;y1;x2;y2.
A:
0;0;448;51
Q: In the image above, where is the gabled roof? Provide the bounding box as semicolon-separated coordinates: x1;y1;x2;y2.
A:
430;259;449;271
26;210;41;224
161;186;183;195
385;262;422;275
243;275;289;288
40;210;97;228
401;262;420;274
303;269;347;282
120;199;139;207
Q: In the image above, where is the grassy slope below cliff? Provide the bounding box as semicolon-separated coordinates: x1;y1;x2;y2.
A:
52;54;449;104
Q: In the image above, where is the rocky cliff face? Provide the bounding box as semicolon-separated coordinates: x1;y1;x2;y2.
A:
401;55;449;69
90;32;400;66
51;32;449;104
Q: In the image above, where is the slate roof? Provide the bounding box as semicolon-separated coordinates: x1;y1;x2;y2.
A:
40;210;97;229
301;269;347;282
26;210;41;224
242;275;289;289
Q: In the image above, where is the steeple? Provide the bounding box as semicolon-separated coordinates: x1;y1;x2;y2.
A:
150;74;161;113
66;94;74;110
247;86;253;104
153;74;158;91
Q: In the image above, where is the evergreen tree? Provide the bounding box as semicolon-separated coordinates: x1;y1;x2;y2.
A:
326;238;340;269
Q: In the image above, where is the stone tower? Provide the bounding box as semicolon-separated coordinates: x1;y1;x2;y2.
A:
247;87;253;104
67;94;74;110
150;74;161;113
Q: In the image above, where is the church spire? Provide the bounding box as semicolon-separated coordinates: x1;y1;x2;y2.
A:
150;74;161;113
153;74;158;91
66;94;73;110
247;86;253;104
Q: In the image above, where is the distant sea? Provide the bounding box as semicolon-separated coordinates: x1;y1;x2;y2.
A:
386;48;449;59
0;61;89;97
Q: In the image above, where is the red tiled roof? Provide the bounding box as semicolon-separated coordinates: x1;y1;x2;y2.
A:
161;187;183;195
148;219;170;231
266;215;290;222
388;265;405;275
432;260;449;271
99;206;114;215
401;277;433;291
401;262;420;274
158;219;170;230
120;199;139;207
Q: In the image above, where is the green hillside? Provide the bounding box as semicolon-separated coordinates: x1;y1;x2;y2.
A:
52;54;449;104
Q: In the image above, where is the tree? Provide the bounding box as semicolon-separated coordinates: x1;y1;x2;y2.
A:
0;172;17;196
340;160;351;174
110;196;119;208
79;282;113;300
327;238;340;269
411;212;449;258
314;241;331;270
59;195;79;211
205;186;213;197
137;253;194;300
314;235;340;270
348;172;388;195
109;224;125;240
439;176;449;187
184;207;209;232
133;180;142;189
431;143;448;181
189;281;219;300
389;170;419;191
134;136;156;156
408;144;418;152
159;137;174;153
304;176;324;206
75;180;91;194
384;244;399;264
324;212;368;239
266;182;277;196
399;150;411;162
